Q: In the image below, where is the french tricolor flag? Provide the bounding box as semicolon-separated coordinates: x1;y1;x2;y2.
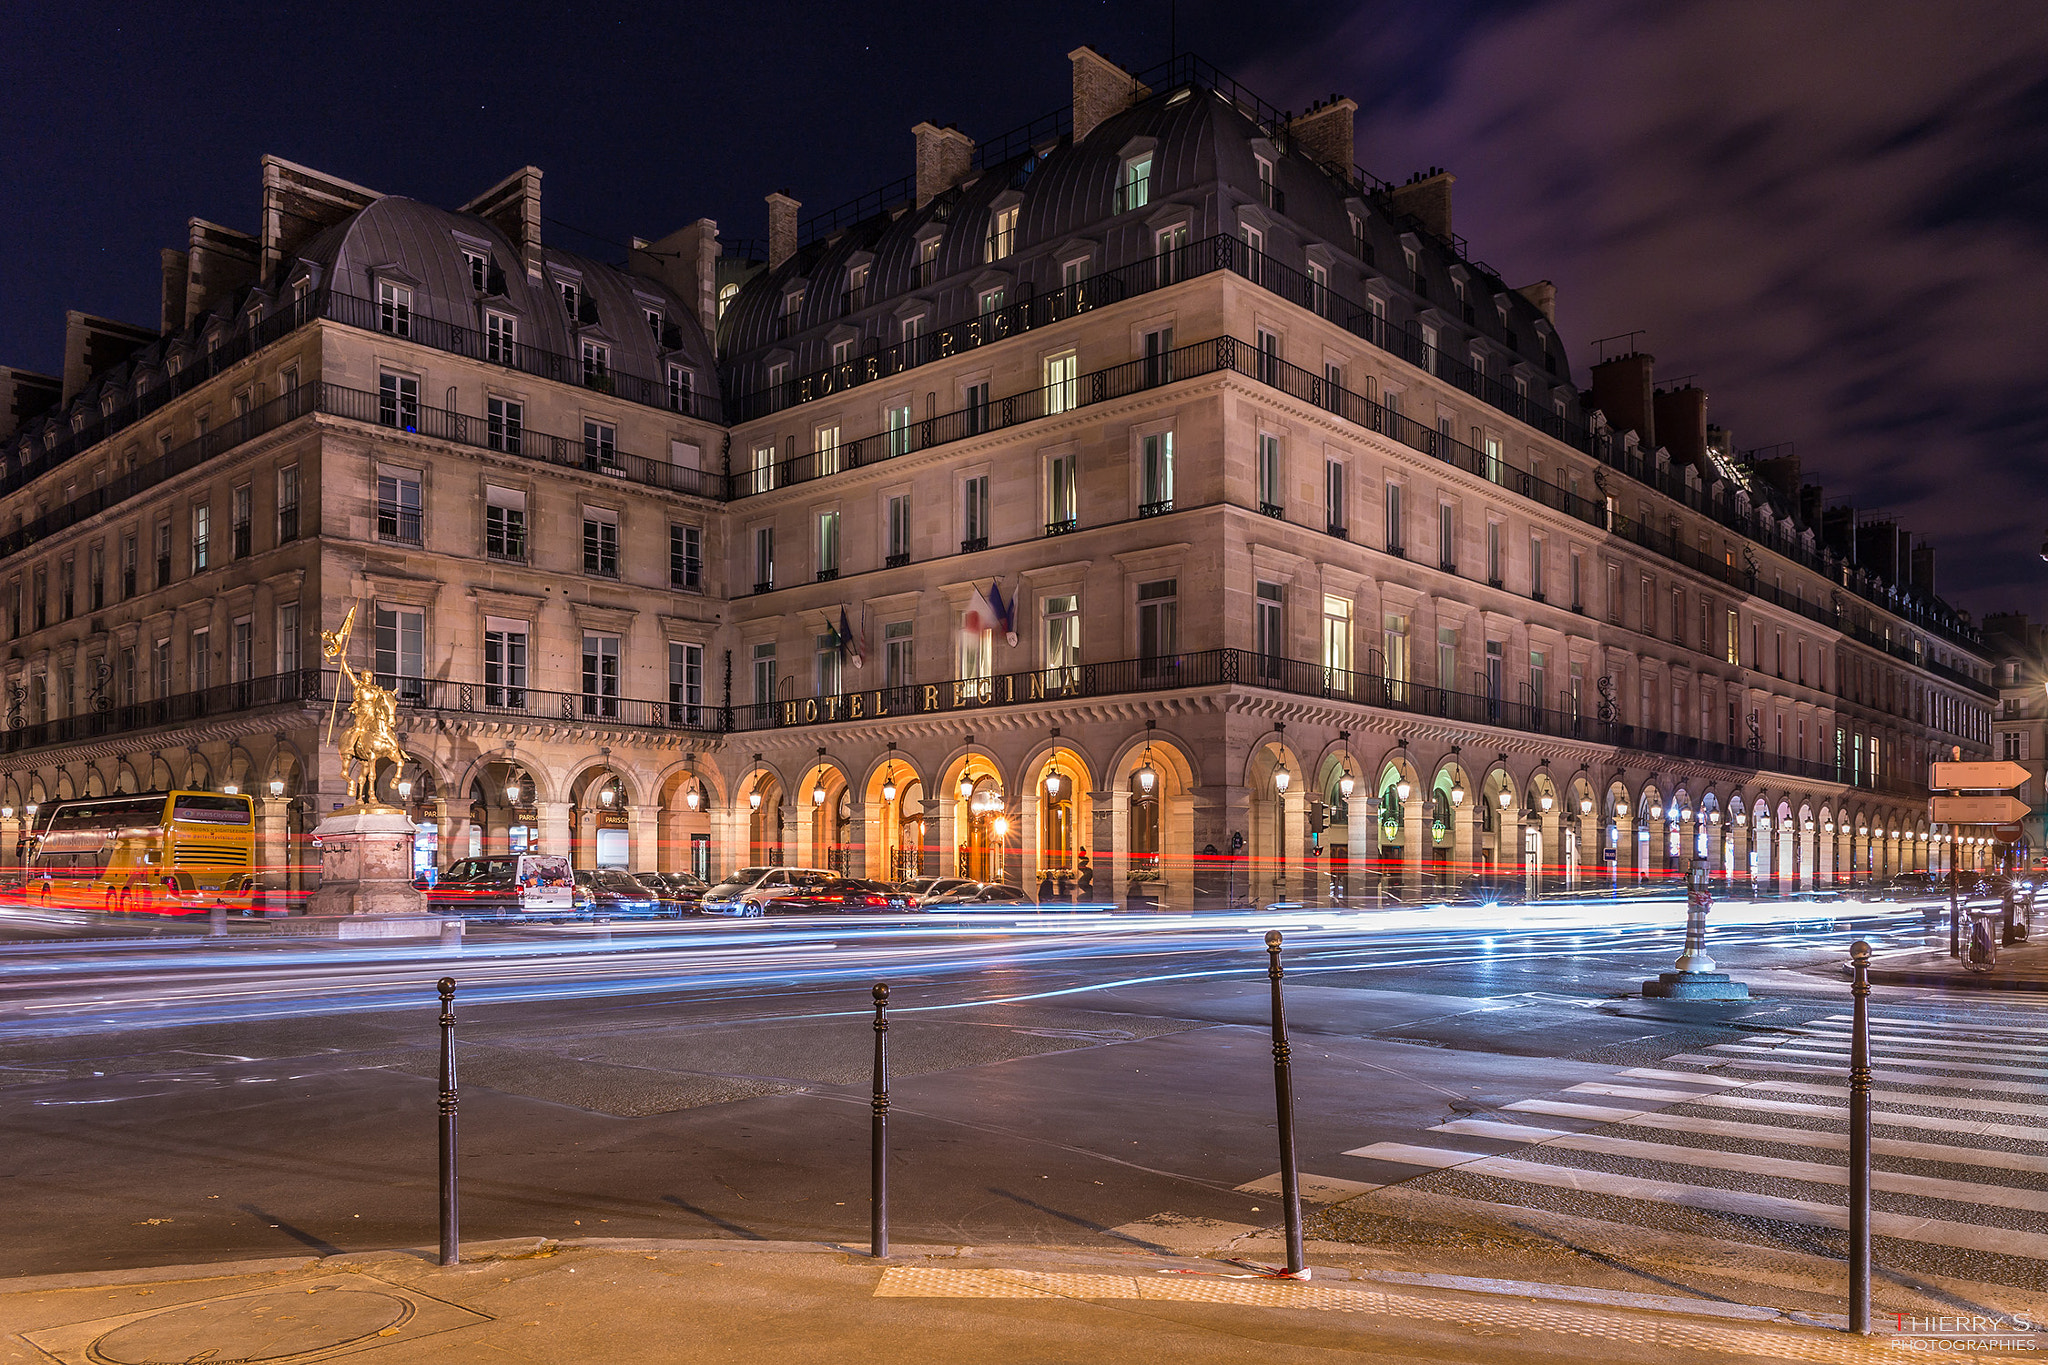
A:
961;585;999;647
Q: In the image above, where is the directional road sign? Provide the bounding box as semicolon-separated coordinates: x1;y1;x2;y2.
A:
1929;795;2032;826
1931;760;2030;792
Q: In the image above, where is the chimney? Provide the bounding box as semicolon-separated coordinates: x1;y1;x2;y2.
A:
1069;46;1148;144
182;219;258;328
1589;351;1655;452
1652;384;1708;475
159;248;190;334
460;166;544;282
1287;96;1356;171
765;192;800;271
1822;505;1857;562
0;366;61;443
1799;483;1825;529
1751;451;1801;505
629;218;721;341
913;122;975;208
260;155;380;278
1514;279;1556;324
62;311;156;403
1910;544;1937;599
1387;169;1454;243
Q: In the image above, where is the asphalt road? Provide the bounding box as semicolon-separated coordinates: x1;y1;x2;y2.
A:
0;893;2039;1296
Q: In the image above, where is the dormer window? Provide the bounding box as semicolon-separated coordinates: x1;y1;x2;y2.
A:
581;340;610;388
783;288;805;319
376;281;412;337
1119;154;1152;213
717;282;739;319
985;205;1019;262
917;235;943;285
559;280;581;317
645;307;663;340
463;250;488;293
1255;156;1281;211
845;263;870;310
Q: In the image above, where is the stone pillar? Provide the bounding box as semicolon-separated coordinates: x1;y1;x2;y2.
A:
628;802;657;872
1540;808;1562;895
1;813;19;872
1730;821;1749;888
1819;826;1835;885
257;797;289;906
1401;795;1426;900
537;800;571;859
1451;800;1480;884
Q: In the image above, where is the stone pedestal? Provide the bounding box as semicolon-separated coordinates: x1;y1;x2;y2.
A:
295;807;444;940
1641;970;1750;1000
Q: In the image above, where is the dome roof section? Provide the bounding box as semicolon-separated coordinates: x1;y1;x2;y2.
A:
316;196;715;379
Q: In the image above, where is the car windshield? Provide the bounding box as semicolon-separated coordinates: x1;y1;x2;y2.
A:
448;859;514;883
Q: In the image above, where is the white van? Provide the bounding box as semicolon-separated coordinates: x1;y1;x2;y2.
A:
699;865;839;917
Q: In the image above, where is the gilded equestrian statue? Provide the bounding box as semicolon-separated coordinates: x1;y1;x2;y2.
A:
320;605;408;811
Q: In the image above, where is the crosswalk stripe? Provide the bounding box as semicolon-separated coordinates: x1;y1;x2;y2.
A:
1790;1025;2048;1053
1613;1067;1742;1086
1748;1080;2048;1119
1339;1149;2048;1260
1712;1043;2048;1080
1432;1119;1572;1142
1565;1082;1727;1103
1689;1091;2048;1142
1791;1028;2048;1058
1503;1099;1648;1123
1604;1110;2048;1174
1716;1057;2048;1096
1818;1015;2047;1039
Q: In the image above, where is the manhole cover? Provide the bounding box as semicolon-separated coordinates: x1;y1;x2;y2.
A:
90;1287;410;1364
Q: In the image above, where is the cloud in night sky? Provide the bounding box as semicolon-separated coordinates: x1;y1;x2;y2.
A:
1258;0;2048;621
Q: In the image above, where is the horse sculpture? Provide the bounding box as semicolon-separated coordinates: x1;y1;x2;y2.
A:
321;607;408;810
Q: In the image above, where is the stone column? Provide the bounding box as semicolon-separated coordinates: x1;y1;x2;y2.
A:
0;813;18;872
537;800;571;859
1818;826;1835;885
1402;794;1426;900
1452;799;1480;884
627;802;657;872
1612;814;1632;891
1539;808;1562;895
257;797;289;905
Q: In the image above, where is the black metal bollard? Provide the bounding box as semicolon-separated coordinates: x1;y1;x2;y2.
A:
2003;878;2019;946
1949;874;1961;958
1264;931;1307;1278
1848;941;1872;1335
871;982;889;1259
437;976;460;1268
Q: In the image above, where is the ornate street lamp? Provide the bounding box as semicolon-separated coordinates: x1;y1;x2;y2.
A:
224;783;240;797
685;783;702;812
748;790;763;812
1396;777;1412;802
269;779;285;798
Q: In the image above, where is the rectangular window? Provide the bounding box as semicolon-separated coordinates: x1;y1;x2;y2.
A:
978;286;1006;316
376;470;422;543
1323;595;1352;694
580;339;610;387
1142;432;1174;514
58;556;73;620
752;642;777;707
581;634;620;717
886;493;912;565
1241;223;1265;284
87;543;104;611
1142;325;1175;387
1137;579;1179;671
485;311;516;363
485;485;526;560
986;204;1019;261
230;616;253;685
154;519;172;588
1485;640;1503;716
1308;261;1330;316
230;485;252;559
883;620;914;690
1529;535;1544;599
816;632;844;697
487;396;523;453
1119;154;1152;212
276;465;299;542
1606;562;1622;623
1726;610;1741;665
1385;481;1403;553
582;506;619;576
1384;613;1410;701
667;364;692;414
888;403;915;455
1530;650;1547;714
120;533;137;599
754;525;775;592
1257;433;1282;514
376;280;411;336
466;650;537;765
961;475;989;549
190;627;211;692
277;603;300;674
583;419;618;471
1570;551;1584;611
961;384;988;436
1323;459;1345;535
1045;452;1078;533
1044;594;1080;685
751;442;776;494
669;523;702;589
151;638;171;699
373;605;424;700
813;423;841;476
1439;503;1456;573
377;371;419;430
1437;626;1459;691
1486;521;1501;585
190;503;211;572
1044;351;1078;414
463;250;489;293
668;641;704;725
1255;581;1284;680
816;509;840;577
1255;326;1279;384
959;608;992;681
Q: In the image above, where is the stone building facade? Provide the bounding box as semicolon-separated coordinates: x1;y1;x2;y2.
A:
0;49;1999;904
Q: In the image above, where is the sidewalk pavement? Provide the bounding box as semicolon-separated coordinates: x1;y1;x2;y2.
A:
1857;925;2048;990
3;1222;2041;1364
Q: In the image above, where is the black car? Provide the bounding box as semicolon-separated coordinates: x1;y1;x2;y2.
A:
574;869;662;919
898;876;976;902
921;881;1036;909
634;870;708;917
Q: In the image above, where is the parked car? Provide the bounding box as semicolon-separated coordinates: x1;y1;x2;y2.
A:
633;870;708;917
424;854;575;919
920;881;1037;909
1870;871;1939;902
764;878;919;914
574;869;663;919
699;866;841;917
1441;876;1529;907
898;876;977;901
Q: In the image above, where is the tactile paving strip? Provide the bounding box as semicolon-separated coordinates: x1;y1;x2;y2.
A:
874;1268;1901;1361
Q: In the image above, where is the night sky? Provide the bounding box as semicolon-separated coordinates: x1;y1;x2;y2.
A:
5;1;2042;624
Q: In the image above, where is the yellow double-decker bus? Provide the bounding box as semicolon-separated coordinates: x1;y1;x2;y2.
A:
25;790;256;916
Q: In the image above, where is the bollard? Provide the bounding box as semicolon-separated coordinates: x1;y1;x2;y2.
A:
440;917;464;950
437;976;460;1268
871;982;889;1259
1949;874;1961;959
1264;931;1307;1278
1848;941;1872;1335
2003;878;2019;946
208;902;228;938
